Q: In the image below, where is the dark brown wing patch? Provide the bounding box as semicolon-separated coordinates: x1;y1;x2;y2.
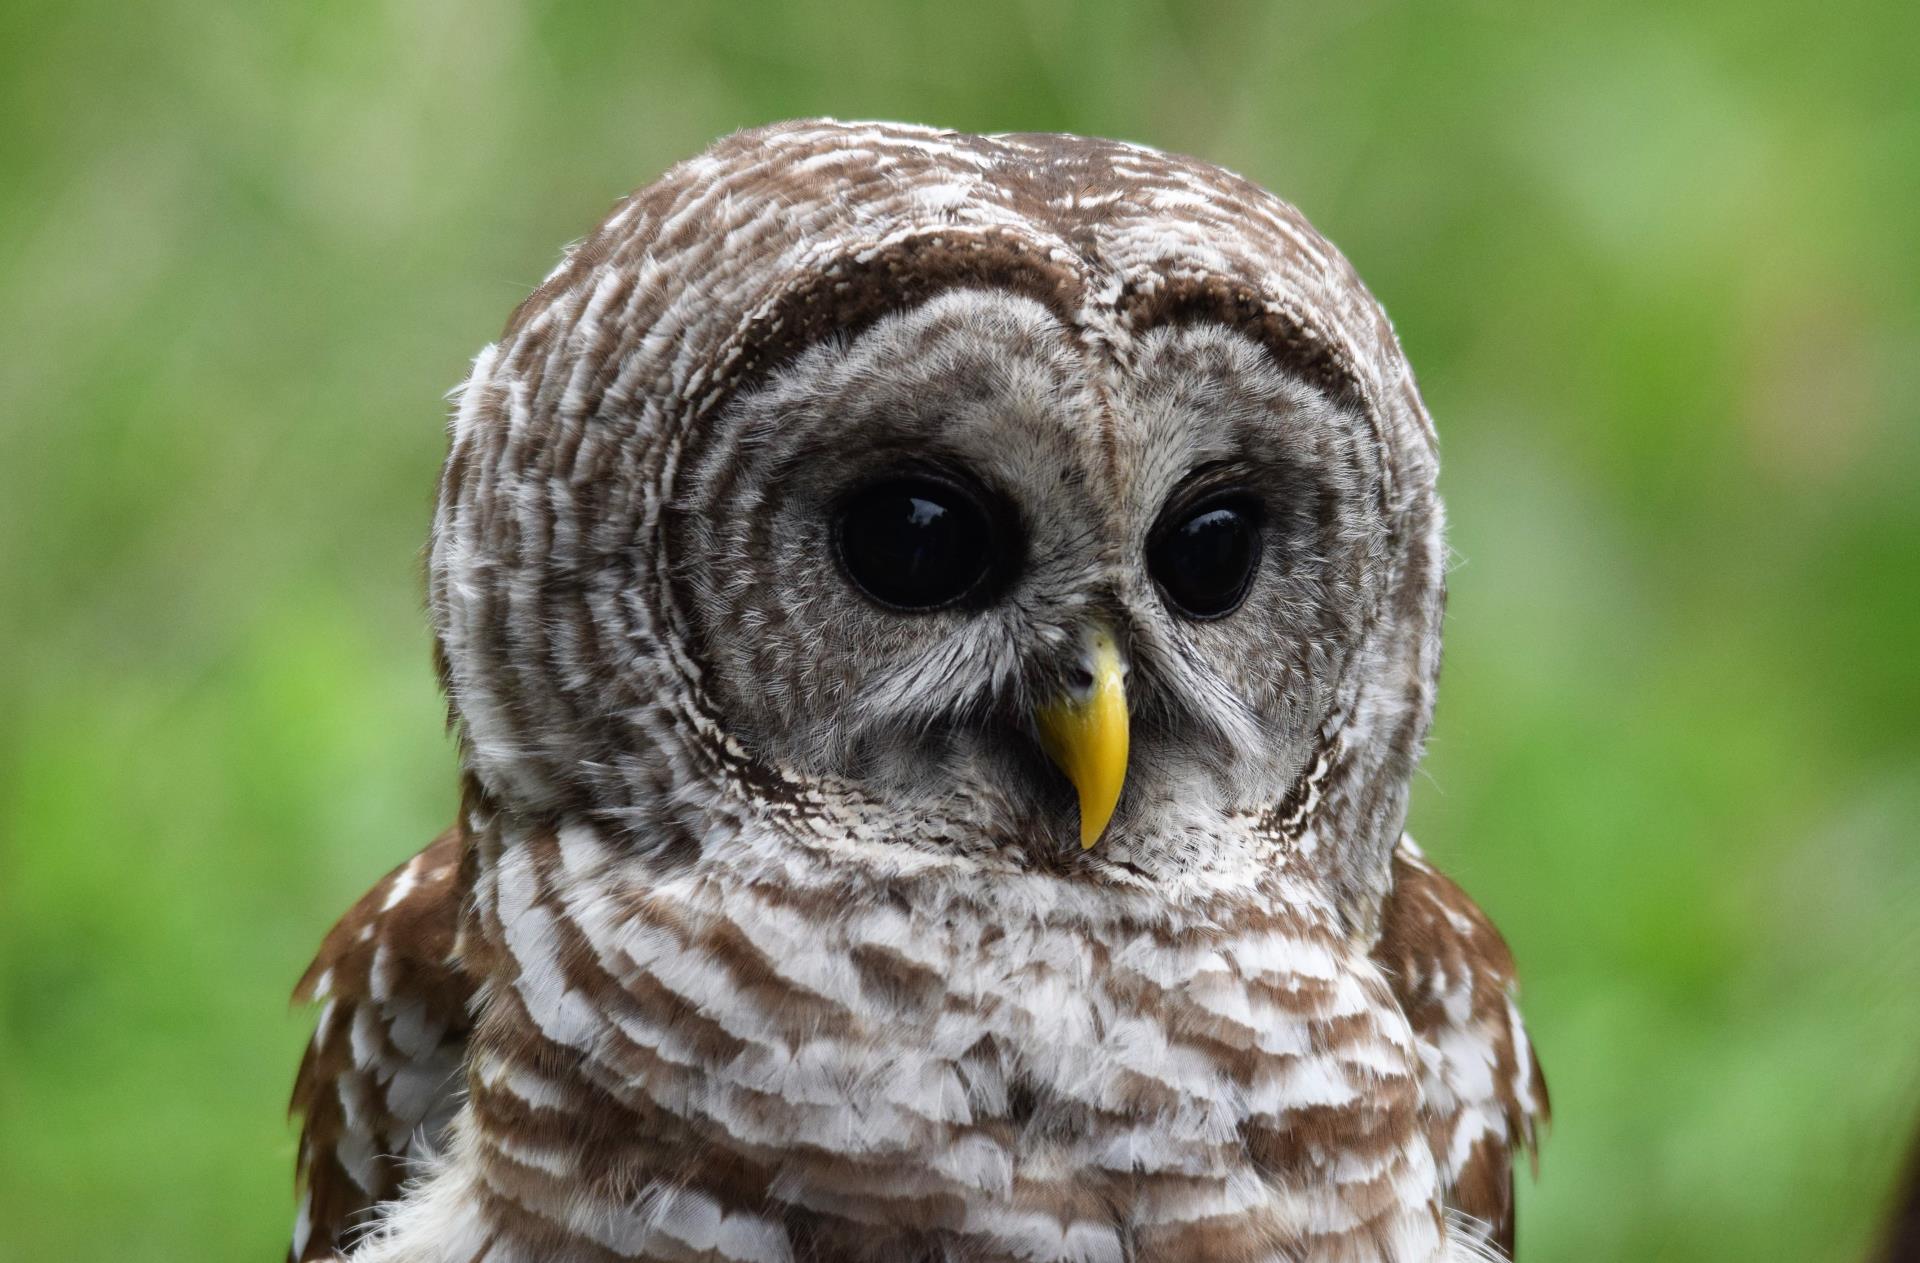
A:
1876;1120;1920;1263
1374;838;1548;1258
289;829;474;1261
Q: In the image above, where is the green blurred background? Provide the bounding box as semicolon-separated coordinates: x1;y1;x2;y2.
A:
3;1;1916;1258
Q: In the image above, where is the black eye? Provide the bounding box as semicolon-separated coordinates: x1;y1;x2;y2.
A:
834;477;998;610
1148;494;1263;619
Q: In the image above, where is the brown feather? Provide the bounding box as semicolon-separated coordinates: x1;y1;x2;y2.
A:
1375;840;1549;1258
1877;1119;1920;1263
287;828;475;1262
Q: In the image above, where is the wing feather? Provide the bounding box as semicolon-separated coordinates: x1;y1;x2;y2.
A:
1374;837;1549;1259
288;829;474;1262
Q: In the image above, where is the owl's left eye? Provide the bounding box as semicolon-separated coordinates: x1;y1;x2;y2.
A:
834;476;1001;611
1148;493;1264;620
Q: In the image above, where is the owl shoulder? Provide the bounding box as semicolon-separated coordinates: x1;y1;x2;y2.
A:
1374;836;1549;1257
288;828;474;1261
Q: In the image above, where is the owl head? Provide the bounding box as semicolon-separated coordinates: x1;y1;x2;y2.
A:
429;120;1443;914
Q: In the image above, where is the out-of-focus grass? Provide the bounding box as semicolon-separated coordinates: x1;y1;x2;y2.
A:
2;2;1916;1259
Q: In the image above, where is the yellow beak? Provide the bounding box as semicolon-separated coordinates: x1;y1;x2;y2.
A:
1034;629;1130;849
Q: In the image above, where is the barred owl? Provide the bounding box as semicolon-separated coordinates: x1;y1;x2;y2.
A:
289;119;1546;1263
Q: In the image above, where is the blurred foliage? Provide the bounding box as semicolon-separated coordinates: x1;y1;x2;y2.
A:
2;1;1917;1259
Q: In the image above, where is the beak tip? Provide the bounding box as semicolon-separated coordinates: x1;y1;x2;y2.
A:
1074;780;1123;850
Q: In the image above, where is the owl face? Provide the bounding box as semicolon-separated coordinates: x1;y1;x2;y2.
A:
432;121;1442;897
675;289;1385;864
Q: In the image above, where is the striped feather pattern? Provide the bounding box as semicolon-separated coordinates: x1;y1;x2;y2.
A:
291;822;1542;1260
290;831;470;1261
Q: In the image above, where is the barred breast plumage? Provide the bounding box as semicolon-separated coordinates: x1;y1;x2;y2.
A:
289;119;1546;1262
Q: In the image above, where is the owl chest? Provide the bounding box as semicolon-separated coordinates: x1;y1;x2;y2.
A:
604;894;1429;1240
735;910;1416;1149
467;869;1445;1260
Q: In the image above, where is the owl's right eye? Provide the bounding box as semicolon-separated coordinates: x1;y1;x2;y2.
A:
834;477;999;611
